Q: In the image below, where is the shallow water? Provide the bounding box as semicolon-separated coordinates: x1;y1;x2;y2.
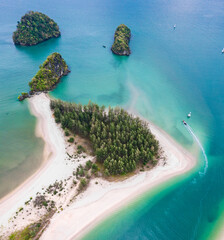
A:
0;0;224;239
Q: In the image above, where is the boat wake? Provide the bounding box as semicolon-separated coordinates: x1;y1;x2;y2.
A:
184;123;208;175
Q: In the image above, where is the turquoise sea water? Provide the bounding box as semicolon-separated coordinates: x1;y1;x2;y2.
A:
0;0;224;239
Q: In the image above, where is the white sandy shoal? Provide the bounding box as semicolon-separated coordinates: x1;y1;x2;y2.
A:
41;109;196;239
0;93;78;233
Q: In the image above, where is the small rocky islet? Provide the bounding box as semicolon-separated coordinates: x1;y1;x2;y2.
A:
111;24;131;56
13;11;60;46
18;53;70;101
29;53;70;92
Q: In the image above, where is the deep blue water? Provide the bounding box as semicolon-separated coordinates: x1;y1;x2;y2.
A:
0;0;224;239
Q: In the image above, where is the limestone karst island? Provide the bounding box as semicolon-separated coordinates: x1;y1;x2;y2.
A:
29;53;69;92
13;11;60;46
111;24;131;56
18;53;69;100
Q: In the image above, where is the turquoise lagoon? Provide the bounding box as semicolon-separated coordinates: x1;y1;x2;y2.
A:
0;0;224;239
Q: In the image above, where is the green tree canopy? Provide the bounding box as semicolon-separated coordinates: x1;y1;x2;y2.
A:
111;24;131;56
13;11;60;46
51;100;159;176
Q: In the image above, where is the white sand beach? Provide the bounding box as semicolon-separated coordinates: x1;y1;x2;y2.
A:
0;93;196;239
0;93;92;237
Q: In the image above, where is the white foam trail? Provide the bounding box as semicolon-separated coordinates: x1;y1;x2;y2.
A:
184;124;208;175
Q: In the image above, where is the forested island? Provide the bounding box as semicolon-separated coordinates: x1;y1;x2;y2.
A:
18;53;69;101
13;11;60;46
29;53;69;92
111;24;131;56
50;100;159;176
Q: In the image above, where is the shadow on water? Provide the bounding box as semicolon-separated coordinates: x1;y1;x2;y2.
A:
110;54;130;69
14;36;61;60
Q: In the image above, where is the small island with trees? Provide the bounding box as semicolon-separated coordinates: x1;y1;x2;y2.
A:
29;53;69;92
111;24;131;56
18;53;69;101
13;11;60;46
50;100;159;176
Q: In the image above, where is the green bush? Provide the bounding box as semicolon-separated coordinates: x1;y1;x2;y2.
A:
92;163;98;171
65;129;70;136
78;167;85;177
79;178;87;191
68;137;74;143
77;145;86;153
85;160;93;170
73;180;77;185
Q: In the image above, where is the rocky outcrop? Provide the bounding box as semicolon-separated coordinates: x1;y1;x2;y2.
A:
111;24;131;56
13;11;60;46
18;92;29;101
29;53;70;92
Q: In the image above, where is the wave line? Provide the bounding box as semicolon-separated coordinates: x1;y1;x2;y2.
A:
184;123;208;175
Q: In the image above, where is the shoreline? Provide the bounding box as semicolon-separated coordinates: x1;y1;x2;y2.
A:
41;100;196;239
0;93;71;236
0;94;54;215
0;93;196;239
0;97;51;206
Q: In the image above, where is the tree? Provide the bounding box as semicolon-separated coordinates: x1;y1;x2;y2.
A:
50;99;159;176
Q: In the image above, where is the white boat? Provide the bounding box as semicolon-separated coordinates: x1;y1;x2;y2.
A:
174;24;176;29
187;112;191;118
222;48;224;54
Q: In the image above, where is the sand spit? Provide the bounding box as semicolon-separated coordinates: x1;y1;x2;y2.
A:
0;93;196;239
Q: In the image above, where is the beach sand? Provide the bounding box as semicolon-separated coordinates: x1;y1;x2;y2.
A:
0;93;92;237
0;93;196;239
40;99;196;239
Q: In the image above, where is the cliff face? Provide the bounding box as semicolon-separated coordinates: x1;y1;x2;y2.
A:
42;53;69;78
29;53;70;92
111;24;131;56
13;11;60;46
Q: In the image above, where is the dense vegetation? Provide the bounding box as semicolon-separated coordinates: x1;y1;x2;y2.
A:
29;52;70;92
13;11;60;46
50;100;159;176
111;24;131;56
